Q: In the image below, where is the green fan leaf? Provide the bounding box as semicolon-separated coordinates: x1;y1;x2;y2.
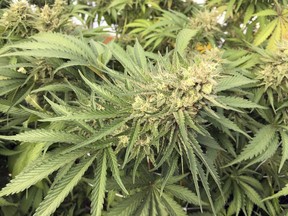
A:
263;184;288;201
243;4;254;24
226;125;277;167
123;119;141;166
197;162;216;214
227;184;242;216
91;151;107;216
0;68;26;79
216;96;266;109
183;142;201;206
189;135;222;194
160;155;178;195
153;189;169;215
173;110;201;204
133;190;152;216
161;193;187;216
1;32;96;63
254;9;278;17
240;181;266;210
34;154;96;216
79;72;127;105
164;184;204;205
133;40;148;73
215;75;257;92
0;149;88;197
0;129;84;144
152;127;177;171
106;147;128;194
207;112;249;137
63;117;129;153
0;80;24;96
175;29;198;56
41;108;125;122
279;131;288;172
107;192;147;216
109;43;141;78
244;134;278;168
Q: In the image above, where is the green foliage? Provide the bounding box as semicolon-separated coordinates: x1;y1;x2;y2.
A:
1;0;288;216
34;155;96;216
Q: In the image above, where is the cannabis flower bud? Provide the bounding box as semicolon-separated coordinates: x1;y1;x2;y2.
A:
54;0;67;9
35;0;72;32
132;49;221;119
257;64;288;91
189;9;220;33
256;58;288;101
0;0;34;36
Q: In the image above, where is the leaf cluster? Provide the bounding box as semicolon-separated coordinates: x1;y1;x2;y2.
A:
1;1;288;216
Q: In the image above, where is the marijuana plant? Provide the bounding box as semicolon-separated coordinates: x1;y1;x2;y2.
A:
0;28;267;215
1;0;288;216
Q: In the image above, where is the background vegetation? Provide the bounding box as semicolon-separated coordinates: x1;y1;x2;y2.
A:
0;0;288;215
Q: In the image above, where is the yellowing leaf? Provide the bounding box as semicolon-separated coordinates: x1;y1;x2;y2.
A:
266;20;281;50
244;4;255;24
281;19;288;40
253;19;278;46
254;9;278;17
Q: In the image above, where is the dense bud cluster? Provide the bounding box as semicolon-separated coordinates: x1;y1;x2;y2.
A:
257;41;288;125
0;0;74;39
257;42;288;102
54;0;66;8
132;49;222;119
189;9;220;33
257;63;288;92
36;0;71;32
1;0;34;36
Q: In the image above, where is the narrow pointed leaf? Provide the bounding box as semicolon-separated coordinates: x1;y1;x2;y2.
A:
176;29;198;56
226;125;277;166
0;149;87;197
106;148;128;194
0;129;84;144
279;131;288;172
34;155;96;216
91;151;107;216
